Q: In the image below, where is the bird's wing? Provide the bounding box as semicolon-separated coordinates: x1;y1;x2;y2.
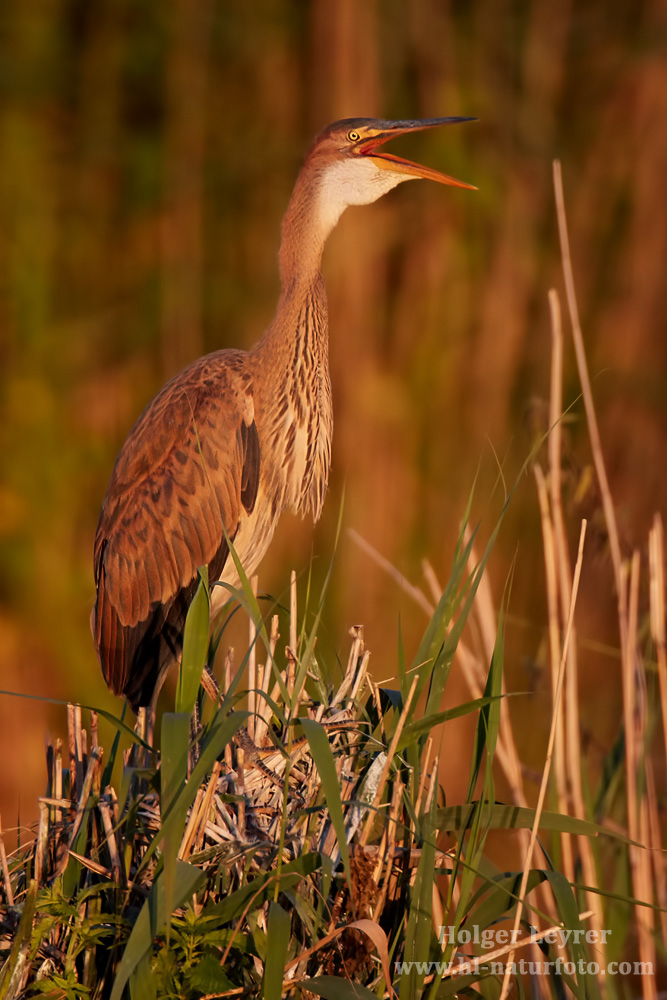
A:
93;351;259;706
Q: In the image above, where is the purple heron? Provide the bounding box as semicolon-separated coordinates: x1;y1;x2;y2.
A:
92;117;475;711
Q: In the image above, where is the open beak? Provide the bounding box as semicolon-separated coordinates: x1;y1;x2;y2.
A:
357;118;477;190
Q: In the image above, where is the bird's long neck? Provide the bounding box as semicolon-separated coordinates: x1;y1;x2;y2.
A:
278;164;339;293
252;166;334;519
252;159;337;376
255;166;333;361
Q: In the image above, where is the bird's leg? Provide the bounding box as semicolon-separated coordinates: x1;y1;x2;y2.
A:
198;666;288;791
129;706;150;768
188;702;201;777
187;667;223;775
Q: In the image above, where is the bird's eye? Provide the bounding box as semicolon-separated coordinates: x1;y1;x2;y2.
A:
347;130;360;142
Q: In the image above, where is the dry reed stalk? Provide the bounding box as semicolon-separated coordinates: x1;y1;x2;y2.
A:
0;814;14;906
623;555;640;841
54;744;103;878
38;797;72;809
67;704;76;798
247;575;259;742
359;675;418;847
223;648;234;772
34;802;49;885
500;518;586;1000
348;650;370;705
534;463;574;881
369;679;385;746
550;216;609;973
178;787;204;861
647;516;667;941
267;671;285;726
289;569;298;654
623;551;657;1000
67;851;111;879
331;625;364;708
545;288;584;892
74;706;84;797
98;796;121;883
648;515;667;769
195;762;222;855
372;777;403;918
553;162;627;640
109;786;119;827
644;755;667;943
546;289;564;549
285;646;296;707
236;748;245;840
546;290;572;832
269;612;280;660
532;458;580;1000
54;739;62;825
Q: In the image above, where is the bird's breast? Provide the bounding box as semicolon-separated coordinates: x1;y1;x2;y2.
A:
255;286;333;523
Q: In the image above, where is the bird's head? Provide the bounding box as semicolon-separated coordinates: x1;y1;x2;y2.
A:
305;116;476;235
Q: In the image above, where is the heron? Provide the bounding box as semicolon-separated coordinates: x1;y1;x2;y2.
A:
93;117;475;712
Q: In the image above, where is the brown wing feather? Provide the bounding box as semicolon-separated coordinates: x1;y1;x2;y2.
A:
93;350;259;710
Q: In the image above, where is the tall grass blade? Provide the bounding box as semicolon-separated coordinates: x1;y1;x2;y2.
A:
262;901;291;1000
543;870;602;1000
466;603;505;801
176;566;210;714
299;718;351;886
159;711;190;944
401;778;437;999
129;954;157;1000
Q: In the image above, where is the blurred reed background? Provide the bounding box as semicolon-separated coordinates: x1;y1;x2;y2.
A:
0;1;665;837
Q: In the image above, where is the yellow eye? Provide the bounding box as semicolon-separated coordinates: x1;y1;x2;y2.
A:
347;130;360;142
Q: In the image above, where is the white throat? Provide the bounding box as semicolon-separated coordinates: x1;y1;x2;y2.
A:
316;158;414;239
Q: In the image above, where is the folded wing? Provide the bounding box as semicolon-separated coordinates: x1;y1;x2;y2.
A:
92;351;259;710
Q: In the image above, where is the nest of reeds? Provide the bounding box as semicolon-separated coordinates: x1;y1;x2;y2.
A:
0;569;458;999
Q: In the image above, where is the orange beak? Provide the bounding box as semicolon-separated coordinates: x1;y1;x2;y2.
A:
357;117;477;190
